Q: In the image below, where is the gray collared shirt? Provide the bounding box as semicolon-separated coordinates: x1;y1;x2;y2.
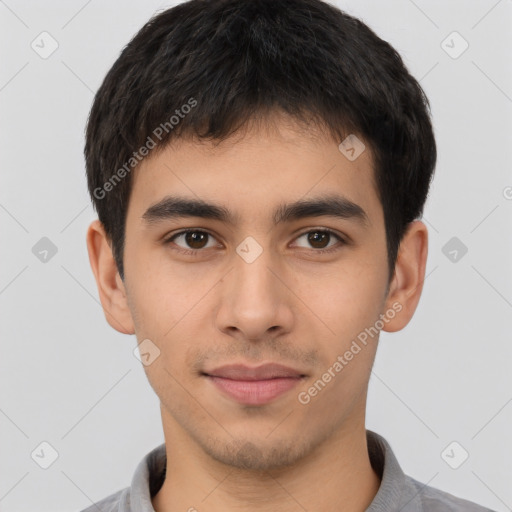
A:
82;429;495;511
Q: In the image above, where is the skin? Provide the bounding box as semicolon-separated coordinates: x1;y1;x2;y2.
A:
87;113;428;512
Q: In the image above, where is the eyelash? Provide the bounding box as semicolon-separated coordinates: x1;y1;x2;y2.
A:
163;228;347;256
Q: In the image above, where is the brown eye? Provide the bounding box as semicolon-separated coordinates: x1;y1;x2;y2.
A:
293;229;345;252
184;231;209;249
166;230;217;252
307;231;330;249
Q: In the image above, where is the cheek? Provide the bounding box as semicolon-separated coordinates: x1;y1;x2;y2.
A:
127;258;206;337
127;270;213;372
304;262;387;342
297;272;383;411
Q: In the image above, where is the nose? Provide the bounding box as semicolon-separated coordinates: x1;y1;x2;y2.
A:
214;244;294;343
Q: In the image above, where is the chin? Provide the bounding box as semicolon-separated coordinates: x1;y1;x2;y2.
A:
198;435;312;471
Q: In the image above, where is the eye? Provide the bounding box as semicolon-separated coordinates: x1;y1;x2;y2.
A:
164;230;219;255
293;229;346;253
164;228;346;256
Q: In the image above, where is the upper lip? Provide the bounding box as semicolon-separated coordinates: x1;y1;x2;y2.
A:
203;363;305;381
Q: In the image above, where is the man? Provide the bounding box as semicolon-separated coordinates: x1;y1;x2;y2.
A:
83;0;494;510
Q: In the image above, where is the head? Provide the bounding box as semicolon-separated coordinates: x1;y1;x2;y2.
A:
86;0;435;471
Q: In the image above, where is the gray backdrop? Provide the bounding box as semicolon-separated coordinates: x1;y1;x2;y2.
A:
1;1;511;511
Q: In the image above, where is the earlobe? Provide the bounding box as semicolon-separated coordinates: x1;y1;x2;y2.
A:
86;219;135;335
382;220;428;333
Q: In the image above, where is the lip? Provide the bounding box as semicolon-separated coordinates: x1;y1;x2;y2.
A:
203;363;306;406
205;363;305;380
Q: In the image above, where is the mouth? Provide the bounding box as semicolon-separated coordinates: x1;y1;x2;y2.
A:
202;363;307;406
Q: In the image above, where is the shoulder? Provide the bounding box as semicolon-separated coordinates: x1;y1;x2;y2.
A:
78;443;165;512
79;486;129;512
406;475;496;512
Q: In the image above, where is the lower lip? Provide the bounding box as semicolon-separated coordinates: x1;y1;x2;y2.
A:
207;376;302;405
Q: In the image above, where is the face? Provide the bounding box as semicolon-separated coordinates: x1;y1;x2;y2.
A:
112;115;402;470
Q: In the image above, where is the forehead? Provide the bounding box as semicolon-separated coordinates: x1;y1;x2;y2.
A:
128;118;381;228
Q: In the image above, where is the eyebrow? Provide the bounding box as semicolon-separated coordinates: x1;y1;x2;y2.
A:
141;194;369;228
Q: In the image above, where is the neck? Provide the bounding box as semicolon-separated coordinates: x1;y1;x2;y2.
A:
152;411;381;512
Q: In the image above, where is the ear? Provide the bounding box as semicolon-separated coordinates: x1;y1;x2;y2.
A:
382;220;428;332
86;219;135;335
